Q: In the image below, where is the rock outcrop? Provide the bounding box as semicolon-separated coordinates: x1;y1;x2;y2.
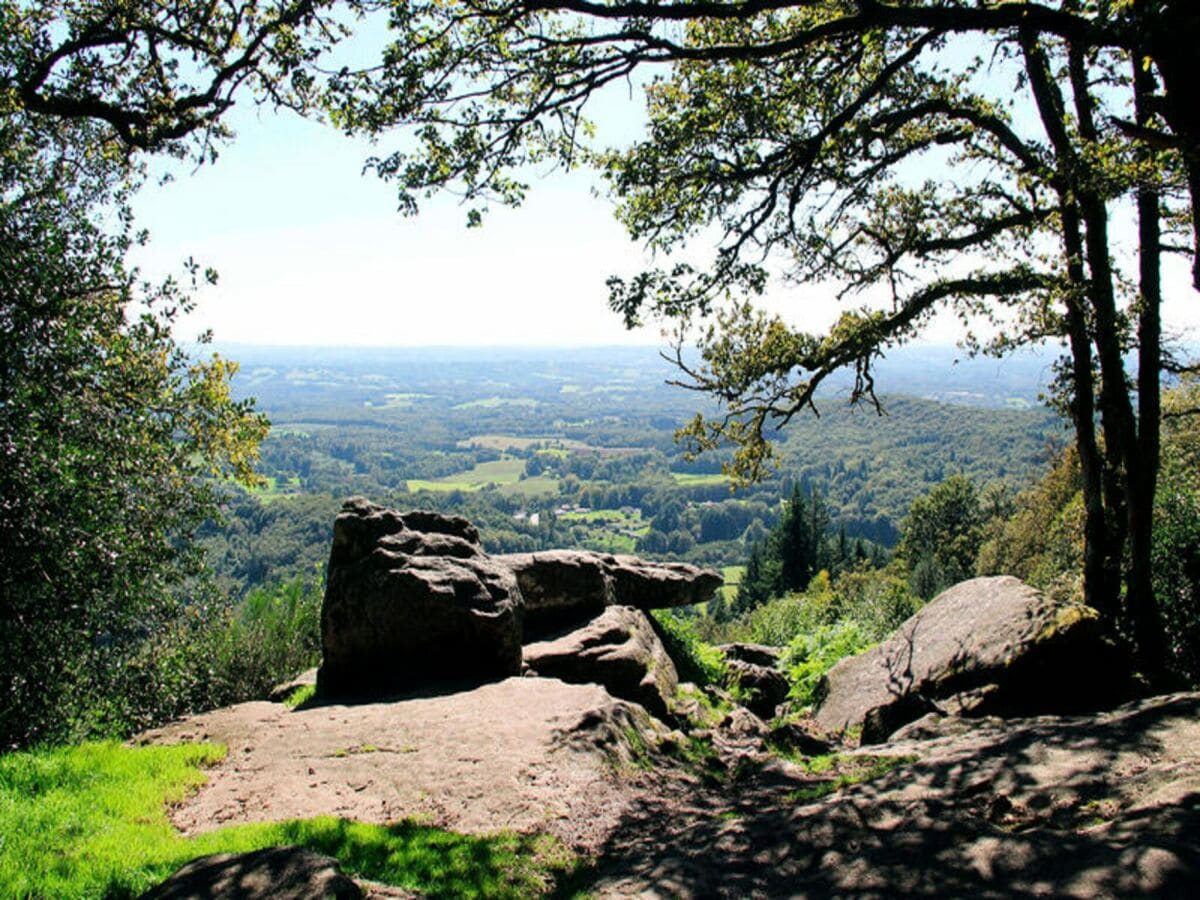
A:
141;847;362;900
814;575;1128;742
498;550;722;636
523;605;680;720
318;498;524;698
317;499;722;715
725;658;790;720
718;643;782;668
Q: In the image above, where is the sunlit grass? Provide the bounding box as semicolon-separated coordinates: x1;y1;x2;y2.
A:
0;741;575;899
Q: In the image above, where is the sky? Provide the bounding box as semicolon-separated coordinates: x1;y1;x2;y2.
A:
128;59;1200;351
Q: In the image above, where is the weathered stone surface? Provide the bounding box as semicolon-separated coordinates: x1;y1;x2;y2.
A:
718;643;782;668
330;496;483;567
767;720;833;758
725;659;790;720
318;499;523;698
523;605;679;720
140;847;361;899
712;707;770;758
496;550;722;635
500;550;614;636
814;576;1127;742
606;554;723;610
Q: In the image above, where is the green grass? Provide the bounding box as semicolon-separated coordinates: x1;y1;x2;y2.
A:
408;458;560;496
0;741;575;899
719;565;745;605
244;475;302;502
670;472;729;486
784;753;918;803
283;683;316;709
452;397;539;410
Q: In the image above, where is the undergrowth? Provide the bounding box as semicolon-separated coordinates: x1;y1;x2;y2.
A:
0;741;575;898
649;610;727;687
786;753;918;804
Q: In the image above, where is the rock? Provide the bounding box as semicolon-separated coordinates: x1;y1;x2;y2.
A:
605;554;724;610
500;550;614;636
767;720;833;758
725;659;790;720
814;576;1129;742
496;550;722;636
140;847;361;899
860;693;942;745
712;706;770;757
523;605;679;720
329;496;483;565
268;667;318;703
718;643;782;668
318;499;523;698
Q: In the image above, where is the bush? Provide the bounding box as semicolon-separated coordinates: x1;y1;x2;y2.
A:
73;577;325;737
650;610;727;686
782;621;875;707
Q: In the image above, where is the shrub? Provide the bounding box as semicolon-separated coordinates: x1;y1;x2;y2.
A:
782;621;875;707
650;610;727;686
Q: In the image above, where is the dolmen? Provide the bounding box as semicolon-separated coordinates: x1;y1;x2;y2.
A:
317;497;722;720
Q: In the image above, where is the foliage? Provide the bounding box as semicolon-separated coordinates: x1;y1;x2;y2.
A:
782;622;875;708
976;449;1086;603
899;475;986;599
650;610;727;687
1153;377;1200;684
0;108;269;748
0;741;575;898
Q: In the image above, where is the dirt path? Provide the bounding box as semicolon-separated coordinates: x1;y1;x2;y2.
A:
139;677;666;852
142;684;1200;897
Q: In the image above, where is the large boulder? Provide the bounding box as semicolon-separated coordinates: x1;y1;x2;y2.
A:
318;498;523;698
500;550;615;636
605;554;724;610
523;605;679;720
814;576;1128;742
725;659;790;720
497;550;722;636
141;847;362;899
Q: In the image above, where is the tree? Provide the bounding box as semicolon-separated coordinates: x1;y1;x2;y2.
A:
897;475;985;599
1;8;287;744
324;0;1195;675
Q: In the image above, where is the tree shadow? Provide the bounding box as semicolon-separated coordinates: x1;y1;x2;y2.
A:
567;694;1200;897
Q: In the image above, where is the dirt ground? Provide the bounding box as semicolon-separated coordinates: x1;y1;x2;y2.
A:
141;681;1200;897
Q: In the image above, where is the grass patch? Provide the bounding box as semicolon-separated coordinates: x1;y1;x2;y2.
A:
409;458;558;496
670;472;728;486
719;565;745;605
283;683;316;709
785;753;917;804
649;611;727;687
0;741;575;898
452;397;539;410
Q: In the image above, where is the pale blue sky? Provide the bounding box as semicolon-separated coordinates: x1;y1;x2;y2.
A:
128;61;1199;350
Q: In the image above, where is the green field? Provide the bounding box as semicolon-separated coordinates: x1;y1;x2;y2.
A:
408;458;559;496
671;472;729;486
719;565;746;604
452;397;539;410
246;475;303;503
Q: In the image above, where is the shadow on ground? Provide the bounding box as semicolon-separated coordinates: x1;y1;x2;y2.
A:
569;694;1200;898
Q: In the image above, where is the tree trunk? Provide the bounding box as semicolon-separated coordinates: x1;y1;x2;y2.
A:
1130;57;1168;676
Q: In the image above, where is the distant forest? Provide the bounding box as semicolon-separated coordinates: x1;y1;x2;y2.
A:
202;345;1065;596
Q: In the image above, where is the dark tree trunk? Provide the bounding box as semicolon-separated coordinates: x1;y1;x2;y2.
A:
1021;32;1120;621
1141;1;1200;289
1130;57;1168;675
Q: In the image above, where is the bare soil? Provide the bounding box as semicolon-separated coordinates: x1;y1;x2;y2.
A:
141;682;1200;897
